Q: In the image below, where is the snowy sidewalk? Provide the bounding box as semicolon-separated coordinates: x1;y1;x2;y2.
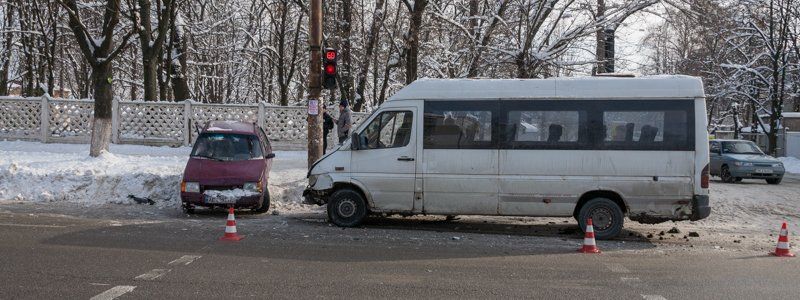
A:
0;141;313;212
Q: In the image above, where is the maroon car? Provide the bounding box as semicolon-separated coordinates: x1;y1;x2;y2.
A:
180;121;275;213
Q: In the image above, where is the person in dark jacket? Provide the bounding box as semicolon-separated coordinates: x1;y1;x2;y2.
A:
322;106;334;154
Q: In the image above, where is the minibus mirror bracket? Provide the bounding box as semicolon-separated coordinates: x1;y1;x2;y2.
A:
351;132;362;150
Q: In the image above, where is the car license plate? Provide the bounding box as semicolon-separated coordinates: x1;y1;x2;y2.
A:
204;195;236;204
755;169;773;174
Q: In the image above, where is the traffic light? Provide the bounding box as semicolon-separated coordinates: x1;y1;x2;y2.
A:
322;48;337;89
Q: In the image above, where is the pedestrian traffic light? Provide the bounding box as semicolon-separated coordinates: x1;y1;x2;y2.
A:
322;48;337;89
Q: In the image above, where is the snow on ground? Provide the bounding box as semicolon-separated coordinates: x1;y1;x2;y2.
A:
779;157;800;174
2;140;798;252
0;140;315;213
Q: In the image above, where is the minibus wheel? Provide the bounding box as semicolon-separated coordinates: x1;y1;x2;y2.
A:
577;198;624;240
327;188;367;227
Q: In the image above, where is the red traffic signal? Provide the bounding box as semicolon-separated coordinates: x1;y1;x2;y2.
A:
325;50;337;61
325;64;336;75
322;48;337;89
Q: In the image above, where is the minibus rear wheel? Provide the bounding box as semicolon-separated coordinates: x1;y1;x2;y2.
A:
327;188;368;227
577;198;624;240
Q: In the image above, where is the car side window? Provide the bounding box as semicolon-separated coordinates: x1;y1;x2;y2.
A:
360;111;413;149
710;142;720;154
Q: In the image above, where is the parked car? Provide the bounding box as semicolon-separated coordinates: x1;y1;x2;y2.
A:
181;121;275;213
304;76;712;239
709;139;784;184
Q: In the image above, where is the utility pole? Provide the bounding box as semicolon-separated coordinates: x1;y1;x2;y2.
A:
307;0;323;168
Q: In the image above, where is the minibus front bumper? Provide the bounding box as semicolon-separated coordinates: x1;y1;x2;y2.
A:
302;187;326;205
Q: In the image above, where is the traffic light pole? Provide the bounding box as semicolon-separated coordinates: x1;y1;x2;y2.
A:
307;0;323;169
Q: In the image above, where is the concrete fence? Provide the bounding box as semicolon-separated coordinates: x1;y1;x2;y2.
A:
0;96;366;146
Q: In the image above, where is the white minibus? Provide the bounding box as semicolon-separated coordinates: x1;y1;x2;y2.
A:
304;76;711;239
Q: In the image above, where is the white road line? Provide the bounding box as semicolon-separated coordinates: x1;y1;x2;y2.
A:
168;255;202;266
0;223;66;228
134;269;170;281
641;295;667;300
621;277;643;287
604;263;631;273
89;285;136;300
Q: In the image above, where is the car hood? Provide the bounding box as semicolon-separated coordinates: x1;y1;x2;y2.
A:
183;158;266;184
726;154;780;163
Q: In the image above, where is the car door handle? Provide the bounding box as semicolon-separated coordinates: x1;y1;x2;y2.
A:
397;157;415;161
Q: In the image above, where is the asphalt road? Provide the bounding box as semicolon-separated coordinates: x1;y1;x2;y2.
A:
0;205;798;300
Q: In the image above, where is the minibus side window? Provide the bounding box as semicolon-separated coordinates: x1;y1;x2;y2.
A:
600;108;691;150
423;100;496;149
507;110;582;145
359;111;413;149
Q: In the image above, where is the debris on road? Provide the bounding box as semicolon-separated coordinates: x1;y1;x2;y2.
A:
688;232;700;237
128;195;155;205
668;227;681;234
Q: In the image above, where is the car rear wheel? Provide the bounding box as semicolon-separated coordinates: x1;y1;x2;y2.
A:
577;198;624;240
254;190;270;213
721;165;735;183
327;188;367;227
766;178;782;185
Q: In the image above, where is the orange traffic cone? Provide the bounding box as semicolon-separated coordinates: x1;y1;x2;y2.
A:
579;218;601;253
771;222;794;257
219;207;244;242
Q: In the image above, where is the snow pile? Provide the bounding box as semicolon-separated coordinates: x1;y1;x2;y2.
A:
779;157;800;174
0;141;316;212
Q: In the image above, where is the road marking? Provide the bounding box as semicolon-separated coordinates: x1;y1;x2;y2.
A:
641;295;667;300
0;223;66;228
604;263;630;273
621;277;643;287
90;285;136;300
168;255;201;266
134;269;170;281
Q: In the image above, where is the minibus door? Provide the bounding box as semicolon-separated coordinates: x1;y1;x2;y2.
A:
351;108;417;212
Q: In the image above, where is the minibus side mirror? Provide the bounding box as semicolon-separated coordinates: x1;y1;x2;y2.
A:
351;132;362;150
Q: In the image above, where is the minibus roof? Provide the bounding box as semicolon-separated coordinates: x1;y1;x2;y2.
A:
388;75;705;101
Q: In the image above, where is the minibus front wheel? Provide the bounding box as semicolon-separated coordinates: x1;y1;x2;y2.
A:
577;198;624;240
327;188;368;227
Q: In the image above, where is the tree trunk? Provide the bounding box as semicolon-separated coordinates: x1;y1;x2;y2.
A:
353;0;385;111
89;62;114;157
142;55;159;101
170;16;190;101
594;0;607;75
0;4;12;96
337;0;355;108
404;0;428;85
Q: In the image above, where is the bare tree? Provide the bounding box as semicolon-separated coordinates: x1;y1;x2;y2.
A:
58;0;135;156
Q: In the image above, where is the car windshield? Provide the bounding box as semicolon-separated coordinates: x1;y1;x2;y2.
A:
722;141;763;155
191;133;263;161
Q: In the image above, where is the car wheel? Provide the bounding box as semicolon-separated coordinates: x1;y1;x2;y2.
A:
327;188;368;227
254;190;270;213
721;165;735;183
182;203;195;214
577;198;624;240
766;178;782;185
